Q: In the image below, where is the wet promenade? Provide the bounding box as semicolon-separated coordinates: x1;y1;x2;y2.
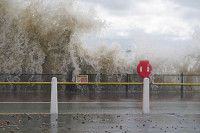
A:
0;92;200;133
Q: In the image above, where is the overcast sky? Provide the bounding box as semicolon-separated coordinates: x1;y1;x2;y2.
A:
78;0;200;52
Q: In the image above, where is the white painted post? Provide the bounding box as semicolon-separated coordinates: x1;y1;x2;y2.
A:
143;78;150;114
50;77;58;114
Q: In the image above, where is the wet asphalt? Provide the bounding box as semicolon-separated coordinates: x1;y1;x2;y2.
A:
0;92;200;133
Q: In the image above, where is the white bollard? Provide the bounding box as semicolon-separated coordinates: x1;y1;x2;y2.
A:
143;78;150;114
50;77;58;114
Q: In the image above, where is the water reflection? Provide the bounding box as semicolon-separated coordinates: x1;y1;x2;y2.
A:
142;115;151;133
50;114;58;133
1;92;200;102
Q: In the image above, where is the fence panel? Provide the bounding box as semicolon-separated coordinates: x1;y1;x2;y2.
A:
0;73;200;92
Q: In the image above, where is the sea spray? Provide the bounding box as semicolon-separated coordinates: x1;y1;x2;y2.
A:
0;0;101;76
0;0;200;84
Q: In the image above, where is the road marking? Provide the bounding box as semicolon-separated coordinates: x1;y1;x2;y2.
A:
0;101;200;104
0;102;141;104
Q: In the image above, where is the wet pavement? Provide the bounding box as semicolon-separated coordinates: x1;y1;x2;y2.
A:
0;91;200;102
0;113;200;133
0;102;200;115
0;92;200;132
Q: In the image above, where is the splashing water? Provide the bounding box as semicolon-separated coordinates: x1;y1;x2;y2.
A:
0;0;200;81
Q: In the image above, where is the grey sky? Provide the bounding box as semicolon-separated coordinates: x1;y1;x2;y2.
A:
78;0;200;51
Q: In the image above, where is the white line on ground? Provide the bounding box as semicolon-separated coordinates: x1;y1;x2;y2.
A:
0;102;140;104
0;101;199;104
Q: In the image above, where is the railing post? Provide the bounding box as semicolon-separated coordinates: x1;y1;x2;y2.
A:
13;73;17;91
181;72;184;98
143;78;149;114
126;73;129;92
50;77;58;114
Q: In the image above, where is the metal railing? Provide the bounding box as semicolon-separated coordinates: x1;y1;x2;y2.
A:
0;73;200;92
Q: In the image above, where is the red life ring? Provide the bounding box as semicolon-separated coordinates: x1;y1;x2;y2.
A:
137;60;152;78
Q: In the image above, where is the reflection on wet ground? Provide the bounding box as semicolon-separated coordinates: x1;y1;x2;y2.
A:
1;102;200;115
0;92;200;132
0;91;200;102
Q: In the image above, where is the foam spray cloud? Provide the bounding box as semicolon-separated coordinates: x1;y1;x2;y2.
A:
0;0;199;80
